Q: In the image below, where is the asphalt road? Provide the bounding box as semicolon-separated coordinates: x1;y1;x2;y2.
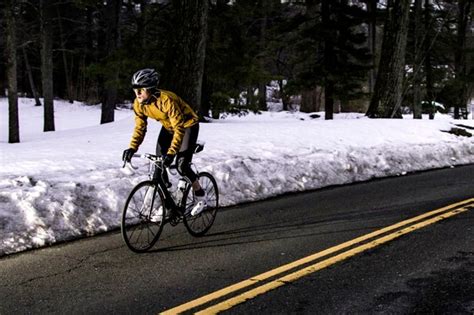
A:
1;164;473;314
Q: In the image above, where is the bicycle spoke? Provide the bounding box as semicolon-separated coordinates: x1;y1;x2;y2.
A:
133;224;145;246
183;172;218;237
122;181;164;252
132;193;143;214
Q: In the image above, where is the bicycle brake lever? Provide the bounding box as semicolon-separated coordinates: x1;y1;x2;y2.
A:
123;160;139;170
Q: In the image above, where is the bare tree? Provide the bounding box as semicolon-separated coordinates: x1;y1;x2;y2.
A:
22;46;42;106
5;0;20;143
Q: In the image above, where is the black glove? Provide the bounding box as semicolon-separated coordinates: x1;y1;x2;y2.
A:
122;148;136;162
162;154;175;167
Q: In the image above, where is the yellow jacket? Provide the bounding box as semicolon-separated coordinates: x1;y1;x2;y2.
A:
129;90;199;155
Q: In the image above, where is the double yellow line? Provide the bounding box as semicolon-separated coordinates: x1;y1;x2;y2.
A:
162;198;474;315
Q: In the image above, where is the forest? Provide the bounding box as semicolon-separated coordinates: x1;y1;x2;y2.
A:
2;0;473;143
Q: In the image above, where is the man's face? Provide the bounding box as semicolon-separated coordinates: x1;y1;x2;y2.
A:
133;87;151;103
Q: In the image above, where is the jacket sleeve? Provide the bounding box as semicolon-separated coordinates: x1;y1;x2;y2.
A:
129;101;148;150
166;98;186;155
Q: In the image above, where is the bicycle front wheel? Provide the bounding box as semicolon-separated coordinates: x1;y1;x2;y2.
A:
183;172;219;237
121;181;165;252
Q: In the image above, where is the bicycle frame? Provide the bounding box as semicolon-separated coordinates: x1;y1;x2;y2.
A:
125;153;187;217
155;166;179;214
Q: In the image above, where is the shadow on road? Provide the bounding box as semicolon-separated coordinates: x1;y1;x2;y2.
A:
151;207;400;253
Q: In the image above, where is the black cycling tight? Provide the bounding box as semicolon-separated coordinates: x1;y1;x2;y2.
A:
155;123;199;183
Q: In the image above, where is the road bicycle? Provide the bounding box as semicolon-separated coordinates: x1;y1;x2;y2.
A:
121;143;219;253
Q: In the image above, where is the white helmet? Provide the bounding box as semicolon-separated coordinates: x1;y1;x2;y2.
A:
131;68;159;88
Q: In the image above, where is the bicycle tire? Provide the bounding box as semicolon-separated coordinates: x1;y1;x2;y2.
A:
121;181;165;252
183;172;219;237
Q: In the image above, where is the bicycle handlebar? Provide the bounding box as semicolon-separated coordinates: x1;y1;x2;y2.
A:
122;153;163;170
122;153;173;188
133;153;162;161
122;142;205;170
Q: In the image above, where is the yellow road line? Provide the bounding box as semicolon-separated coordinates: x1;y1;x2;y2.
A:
197;205;472;314
161;198;474;315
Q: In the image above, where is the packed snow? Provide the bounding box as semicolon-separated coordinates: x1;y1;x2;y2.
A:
1;97;473;256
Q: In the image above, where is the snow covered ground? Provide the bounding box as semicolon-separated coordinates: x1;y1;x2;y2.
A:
1;97;473;256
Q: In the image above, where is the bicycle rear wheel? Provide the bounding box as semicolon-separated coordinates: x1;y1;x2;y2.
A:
183;172;219;237
121;181;165;252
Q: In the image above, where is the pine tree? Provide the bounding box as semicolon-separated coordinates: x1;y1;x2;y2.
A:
284;1;372;116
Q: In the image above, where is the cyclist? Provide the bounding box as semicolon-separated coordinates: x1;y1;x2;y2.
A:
122;68;206;216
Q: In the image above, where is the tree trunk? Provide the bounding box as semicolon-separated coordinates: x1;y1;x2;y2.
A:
101;0;122;124
200;73;211;118
366;0;377;95
77;55;84;102
163;0;208;114
257;0;268;111
424;0;435;120
85;5;100;104
258;84;267;111
412;0;422;119
324;81;335;119
300;88;321;113
367;0;411;118
22;46;42;106
454;0;470;119
246;87;253;107
278;80;290;111
0;59;6;97
57;7;74;104
6;0;20;143
322;0;334;120
41;0;55;132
